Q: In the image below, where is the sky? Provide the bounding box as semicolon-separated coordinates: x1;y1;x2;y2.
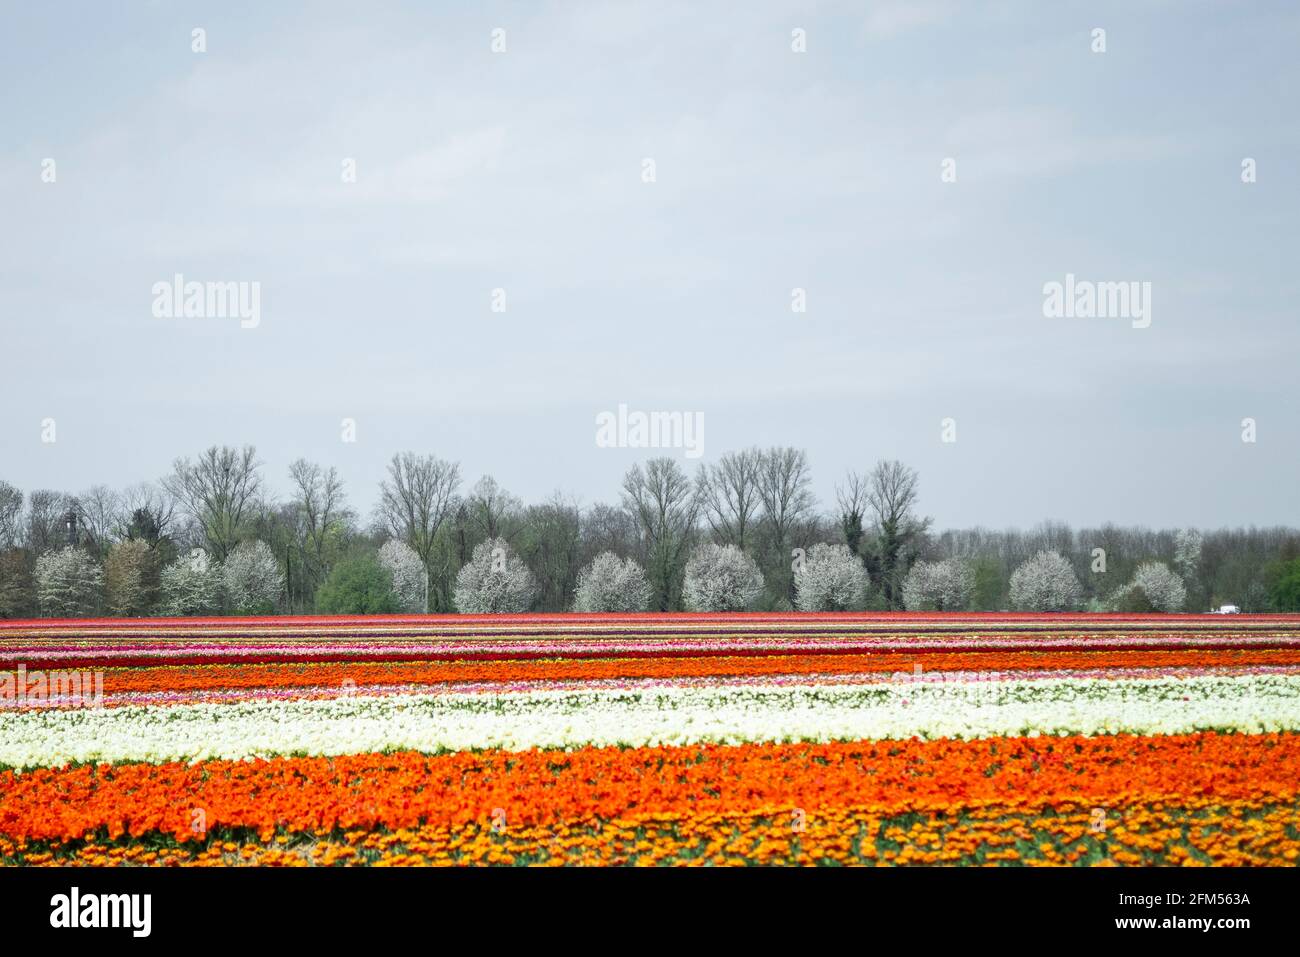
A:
1;0;1297;530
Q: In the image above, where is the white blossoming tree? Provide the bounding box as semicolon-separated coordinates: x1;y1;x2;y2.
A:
378;539;426;612
1113;561;1187;613
1008;550;1082;611
573;552;652;612
901;558;975;611
682;543;763;612
453;537;537;613
1173;528;1203;606
161;549;224;615
35;546;103;617
222;540;285;614
793;543;869;611
1173;529;1202;582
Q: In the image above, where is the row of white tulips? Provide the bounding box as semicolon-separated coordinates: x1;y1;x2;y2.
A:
1;674;1297;770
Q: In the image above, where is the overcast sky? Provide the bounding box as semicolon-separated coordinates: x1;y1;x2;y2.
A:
2;1;1297;529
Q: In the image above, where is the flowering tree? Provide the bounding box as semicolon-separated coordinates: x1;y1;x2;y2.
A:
104;539;159;616
901;558;975;611
35;546;103;617
573;552;652;612
1008;550;1082;611
161;549;223;615
793;543;869;611
378;539;425;612
682;544;764;612
223;540;285;614
1173;528;1203;606
453;538;537;613
1114;561;1187;613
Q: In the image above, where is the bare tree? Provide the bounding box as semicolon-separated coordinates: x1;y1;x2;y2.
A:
696;447;763;550
116;481;177;548
863;459;930;607
75;485;121;558
516;492;584;611
580;502;643;564
866;460;921;530
757;448;815;549
162;445;264;560
376;452;461;574
835;471;868;558
756;447;815;602
466;476;521;541
0;481;22;551
25;490;72;554
288;459;348;598
622;458;699;610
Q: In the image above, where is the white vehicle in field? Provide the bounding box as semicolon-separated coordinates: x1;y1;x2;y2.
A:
1210;605;1241;614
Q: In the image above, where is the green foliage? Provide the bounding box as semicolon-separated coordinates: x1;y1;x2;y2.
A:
125;508;167;550
752;592;794;612
0;549;35;619
860;585;891;611
1269;557;1300;612
968;558;1005;611
1112;585;1157;613
315;554;400;614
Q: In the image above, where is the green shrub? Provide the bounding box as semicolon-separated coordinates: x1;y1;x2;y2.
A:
1112;584;1157;613
1270;558;1300;612
969;558;1005;611
315;554;400;614
0;549;35;619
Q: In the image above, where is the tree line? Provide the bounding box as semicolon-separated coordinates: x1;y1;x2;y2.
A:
1;444;1298;618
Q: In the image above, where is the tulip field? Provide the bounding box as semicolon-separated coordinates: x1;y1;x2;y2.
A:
1;612;1299;866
